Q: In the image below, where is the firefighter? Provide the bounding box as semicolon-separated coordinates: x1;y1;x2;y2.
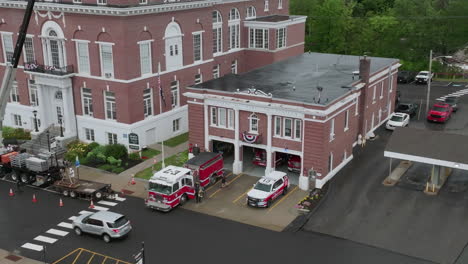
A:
198;184;205;202
221;174;227;188
195;182;201;203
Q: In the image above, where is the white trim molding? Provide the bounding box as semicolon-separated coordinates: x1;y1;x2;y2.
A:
243;15;307;29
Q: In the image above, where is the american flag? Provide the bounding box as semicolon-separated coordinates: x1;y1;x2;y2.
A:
158;73;166;106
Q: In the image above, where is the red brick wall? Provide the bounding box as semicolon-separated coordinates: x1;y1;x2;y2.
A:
188;102;205;150
302;120;326;176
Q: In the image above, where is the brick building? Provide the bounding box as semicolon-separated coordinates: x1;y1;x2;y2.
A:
0;0;305;149
185;53;400;188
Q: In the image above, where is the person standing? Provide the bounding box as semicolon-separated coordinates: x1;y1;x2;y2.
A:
221;174;227;188
195;182;200;203
198;184;205;203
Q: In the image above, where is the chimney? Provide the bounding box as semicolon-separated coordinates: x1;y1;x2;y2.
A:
359;55;371;84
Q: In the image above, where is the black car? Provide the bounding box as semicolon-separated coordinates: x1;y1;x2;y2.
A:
397;71;415;83
444;96;459;112
396;103;418;117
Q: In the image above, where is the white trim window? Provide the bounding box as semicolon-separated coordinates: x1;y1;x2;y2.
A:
355;97;359;116
73;0;82;3
44;30;66;69
10;80;19;103
13;114;22;127
170;80;179;108
276;28;286;49
372;85;376;101
193;33;202;62
249;113;259;134
380;82;384;99
228;109;234;129
1;33;14;63
212;11;222;55
275;116;281;136
97;0;107;5
139;41;152;76
143;88;153;118
85;128;95;141
76;41;90;74
82;88;93;117
173;118;180;132
295;119;301;139
328;152;333;172
211;107;217;125
283;118;292;138
213;64;220;79
23;37;35;63
106;132;117;144
246;6;256;18
344;110;349;131
278;0;283;9
99;44;114;78
228;8;240;50
330;118;335;141
139;0;147;4
264;0;269;11
249;28;269;49
389;75;393;92
231;60;238;74
218;108;227;127
29;80;39;107
195;74;202;84
105;91;117;120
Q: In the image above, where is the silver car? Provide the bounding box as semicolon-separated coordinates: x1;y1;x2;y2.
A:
72;211;132;243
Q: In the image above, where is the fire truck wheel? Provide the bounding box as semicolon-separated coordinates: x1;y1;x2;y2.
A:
70;191;77;198
74;227;82;236
95;191;103;200
20;174;30;183
210;175;217;185
179;194;188;205
102;234;111;243
10;172;18;182
62;190;69;197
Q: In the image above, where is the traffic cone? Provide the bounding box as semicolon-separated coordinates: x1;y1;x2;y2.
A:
59;198;64;207
89;200;95;209
9;188;14;197
131;176;136;185
32;194;37;203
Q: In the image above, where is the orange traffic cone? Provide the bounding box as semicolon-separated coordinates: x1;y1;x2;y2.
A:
32;194;37;203
131;176;136;185
59;198;64;207
9;188;14;197
89;200;95;209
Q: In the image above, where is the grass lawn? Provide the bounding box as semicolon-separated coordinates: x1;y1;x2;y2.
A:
140;148;161;159
162;132;188;147
434;78;468;83
135;150;189;180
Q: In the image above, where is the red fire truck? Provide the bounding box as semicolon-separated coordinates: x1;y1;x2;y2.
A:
145;152;224;211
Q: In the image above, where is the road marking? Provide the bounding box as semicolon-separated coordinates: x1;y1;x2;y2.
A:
114;197;126;202
86;254;95;264
417;99;423;120
21;243;43;251
71;249;83;264
34;235;57;244
79;210;93;215
233;187;252;204
209;173;241;198
46;229;69;237
98;201;118;206
101;257;108;264
206;172;233;192
268;186;299;213
52;248;81;264
90;205;109;211
69;216;77;221
446;82;453;87
58;222;73;229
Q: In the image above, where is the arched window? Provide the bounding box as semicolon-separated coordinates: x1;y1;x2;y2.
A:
212;11;223;54
41;21;66;70
228;8;240;50
246;6;256;18
249;113;259;133
164;21;183;71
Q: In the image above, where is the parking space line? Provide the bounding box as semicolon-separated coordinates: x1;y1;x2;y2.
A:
86;254;95;264
268;186;299;213
52;248;80;264
233;187;252;204
71;249;83;264
98;201;118;206
34;235;57;244
209;173;242;198
46;229;69;237
114;197;126;202
80;249;132;264
21;243;43;251
101;257;108;264
206;172;233;192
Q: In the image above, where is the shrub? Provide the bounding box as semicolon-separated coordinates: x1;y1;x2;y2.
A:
87;142;100;151
104;144;128;160
66;141;89;160
112;167;125;174
107;156;122;167
98;164;113;172
128;152;140;161
2;126;31;140
84;151;105;165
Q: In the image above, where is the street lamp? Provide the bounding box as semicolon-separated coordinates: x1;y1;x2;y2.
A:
425;50;453;113
32;110;38;132
58;114;64;137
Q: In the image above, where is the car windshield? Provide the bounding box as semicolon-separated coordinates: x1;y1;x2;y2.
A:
419;72;428;76
254;182;272;192
149;182;172;194
445;97;456;103
432;106;447;112
398;105;410;110
390;115;404;122
107;216;128;228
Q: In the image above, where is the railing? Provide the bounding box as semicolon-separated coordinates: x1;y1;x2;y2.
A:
24;61;74;76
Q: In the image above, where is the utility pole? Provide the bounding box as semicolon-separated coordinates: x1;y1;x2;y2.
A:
425;49;433;114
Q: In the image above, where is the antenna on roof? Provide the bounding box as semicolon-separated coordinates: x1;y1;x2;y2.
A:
316;85;323;104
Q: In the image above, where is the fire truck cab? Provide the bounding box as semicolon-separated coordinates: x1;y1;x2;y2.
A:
145;166;195;212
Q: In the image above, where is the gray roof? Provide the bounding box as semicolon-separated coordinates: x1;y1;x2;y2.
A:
385;127;468;166
191;52;398;105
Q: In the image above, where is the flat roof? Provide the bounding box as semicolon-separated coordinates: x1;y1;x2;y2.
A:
186;152;220;166
190;52;398;105
251;15;291;22
384;127;468;169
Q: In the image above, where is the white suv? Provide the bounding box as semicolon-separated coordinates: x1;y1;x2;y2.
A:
72;211;132;243
247;171;289;208
415;71;433;84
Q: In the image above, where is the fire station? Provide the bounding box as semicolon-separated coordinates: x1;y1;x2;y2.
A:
185;52;401;189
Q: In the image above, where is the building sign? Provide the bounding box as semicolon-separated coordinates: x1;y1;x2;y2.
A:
129;145;140;150
129;133;139;145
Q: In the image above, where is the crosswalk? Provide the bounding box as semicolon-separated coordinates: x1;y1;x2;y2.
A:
436;88;468;101
20;196;126;252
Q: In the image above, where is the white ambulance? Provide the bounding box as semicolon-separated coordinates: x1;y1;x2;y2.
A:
246;171;289;208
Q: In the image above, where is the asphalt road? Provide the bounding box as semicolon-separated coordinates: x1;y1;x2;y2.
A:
0;180;433;264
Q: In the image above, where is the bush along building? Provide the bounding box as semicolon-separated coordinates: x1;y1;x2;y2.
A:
185;53;400;189
0;0;306;150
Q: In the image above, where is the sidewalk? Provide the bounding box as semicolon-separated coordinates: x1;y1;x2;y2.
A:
78;142;188;199
0;249;42;264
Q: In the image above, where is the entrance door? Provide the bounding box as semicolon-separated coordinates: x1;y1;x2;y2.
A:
165;39;183;71
145;128;156;145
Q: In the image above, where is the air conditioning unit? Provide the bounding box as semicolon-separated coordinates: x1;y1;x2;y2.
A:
105;73;112;78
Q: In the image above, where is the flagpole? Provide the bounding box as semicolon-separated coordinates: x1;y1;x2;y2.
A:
158;62;166;169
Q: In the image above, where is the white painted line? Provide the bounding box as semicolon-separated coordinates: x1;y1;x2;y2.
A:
21;243;43;251
90;205;109;211
465;84;468;88
114;197;126;202
68;216;77;221
436;98;444;101
446;82;452;87
58;222;73;229
79;210;93;215
34;235;57;244
98;201;118;206
46;229;69;237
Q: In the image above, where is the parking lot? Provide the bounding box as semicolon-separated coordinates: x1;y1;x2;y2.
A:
52;248;131;264
184;171;306;231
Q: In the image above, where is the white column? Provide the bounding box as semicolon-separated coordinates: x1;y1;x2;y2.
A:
37;84;51;129
61;87;77;137
233;108;242;174
203;104;209;151
299;118;309;191
265;113;273;175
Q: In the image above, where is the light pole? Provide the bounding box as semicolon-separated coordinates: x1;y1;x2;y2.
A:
32;110;38;132
58;114;64;137
425;50;453;114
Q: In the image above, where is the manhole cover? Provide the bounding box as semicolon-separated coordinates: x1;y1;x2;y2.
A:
121;189;134;195
5;255;22;262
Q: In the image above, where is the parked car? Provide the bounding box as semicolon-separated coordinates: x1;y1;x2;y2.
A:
415;71;433;84
444;96;459;112
396;102;418;117
386;113;410;130
427;103;453;123
72;211;132;243
397;71;415;83
247;171;289;208
287;155;301;172
252;149;284;167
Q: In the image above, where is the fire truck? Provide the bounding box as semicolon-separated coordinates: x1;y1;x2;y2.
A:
145;152;224;211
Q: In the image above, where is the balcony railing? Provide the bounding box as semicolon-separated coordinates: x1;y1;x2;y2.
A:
24;62;74;76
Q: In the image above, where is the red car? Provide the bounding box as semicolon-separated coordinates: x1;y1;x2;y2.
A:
253;149;283;167
427;103;453;123
287;155;301;172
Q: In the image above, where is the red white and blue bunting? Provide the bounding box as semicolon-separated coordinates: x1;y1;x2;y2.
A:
242;132;259;144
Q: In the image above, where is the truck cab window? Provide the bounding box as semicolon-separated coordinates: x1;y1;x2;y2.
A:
173;182;180;192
